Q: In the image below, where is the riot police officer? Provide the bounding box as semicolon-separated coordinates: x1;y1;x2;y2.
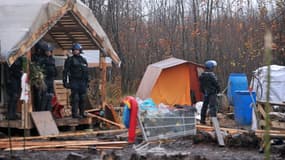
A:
7;57;23;120
32;40;45;63
199;60;220;125
38;43;57;111
32;41;45;111
63;43;89;118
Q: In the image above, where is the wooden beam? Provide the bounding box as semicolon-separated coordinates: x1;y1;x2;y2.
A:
87;113;125;129
197;124;285;137
0;140;127;149
70;34;87;37
257;100;285;106
0;129;127;142
73;37;90;40
3;140;128;151
51;27;83;32
211;117;225;146
100;56;107;106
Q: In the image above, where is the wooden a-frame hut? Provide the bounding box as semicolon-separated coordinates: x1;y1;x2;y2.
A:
0;0;121;132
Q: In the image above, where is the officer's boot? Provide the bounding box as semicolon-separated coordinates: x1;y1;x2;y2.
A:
40;90;48;111
200;104;208;125
7;96;17;120
7;103;16;120
71;93;81;118
200;113;206;125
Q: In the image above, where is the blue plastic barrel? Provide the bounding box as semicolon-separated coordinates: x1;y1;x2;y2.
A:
227;73;248;105
233;90;256;125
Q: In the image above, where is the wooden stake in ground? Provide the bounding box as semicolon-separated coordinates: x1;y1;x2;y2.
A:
211;117;225;147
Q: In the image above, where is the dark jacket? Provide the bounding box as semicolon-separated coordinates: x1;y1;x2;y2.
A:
38;55;57;80
199;71;220;95
8;57;23;81
7;57;23;93
63;55;89;84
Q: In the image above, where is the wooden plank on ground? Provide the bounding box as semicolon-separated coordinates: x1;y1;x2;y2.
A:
211;117;225;146
0;140;128;149
0;129;128;142
4;140;128;151
196;124;285;137
31;111;59;136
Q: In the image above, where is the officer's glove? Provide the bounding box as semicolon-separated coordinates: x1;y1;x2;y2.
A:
63;80;70;89
64;83;70;89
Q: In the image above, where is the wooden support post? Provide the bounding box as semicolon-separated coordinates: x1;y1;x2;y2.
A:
21;50;33;130
99;52;107;108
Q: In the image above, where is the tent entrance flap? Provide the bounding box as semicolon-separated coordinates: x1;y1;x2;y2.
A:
151;64;191;105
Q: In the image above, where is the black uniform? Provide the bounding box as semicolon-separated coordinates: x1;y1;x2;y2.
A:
199;71;220;124
7;57;23;120
31;51;44;111
38;55;57;111
63;54;89;118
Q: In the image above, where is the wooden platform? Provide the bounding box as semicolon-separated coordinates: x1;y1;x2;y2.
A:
55;117;93;127
0;120;24;129
0;117;93;130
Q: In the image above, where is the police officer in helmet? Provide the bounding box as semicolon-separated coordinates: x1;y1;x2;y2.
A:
38;42;57;111
63;43;89;118
199;60;220;125
6;57;23;120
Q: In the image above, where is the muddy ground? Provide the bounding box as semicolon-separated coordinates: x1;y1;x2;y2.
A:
0;112;284;160
0;134;284;160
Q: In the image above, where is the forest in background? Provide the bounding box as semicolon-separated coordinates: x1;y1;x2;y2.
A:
82;0;285;94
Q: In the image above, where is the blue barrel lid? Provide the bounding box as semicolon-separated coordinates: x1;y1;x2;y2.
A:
229;73;247;76
234;90;255;95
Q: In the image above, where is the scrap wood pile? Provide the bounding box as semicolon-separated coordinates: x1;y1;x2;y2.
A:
86;106;125;129
0;129;129;151
257;101;285;129
195;124;285;147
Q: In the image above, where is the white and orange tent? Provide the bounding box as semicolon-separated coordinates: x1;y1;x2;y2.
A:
136;57;204;106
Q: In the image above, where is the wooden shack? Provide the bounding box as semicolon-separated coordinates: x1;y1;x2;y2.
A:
0;0;121;132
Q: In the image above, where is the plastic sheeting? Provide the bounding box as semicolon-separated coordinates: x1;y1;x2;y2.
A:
0;0;120;66
250;65;285;103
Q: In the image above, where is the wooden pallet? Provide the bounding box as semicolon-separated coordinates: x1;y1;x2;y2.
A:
257;101;285;130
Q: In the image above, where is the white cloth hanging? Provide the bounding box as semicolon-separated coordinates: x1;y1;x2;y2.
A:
20;73;30;103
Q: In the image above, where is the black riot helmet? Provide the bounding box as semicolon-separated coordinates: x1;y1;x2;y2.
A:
42;42;53;52
72;43;83;53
